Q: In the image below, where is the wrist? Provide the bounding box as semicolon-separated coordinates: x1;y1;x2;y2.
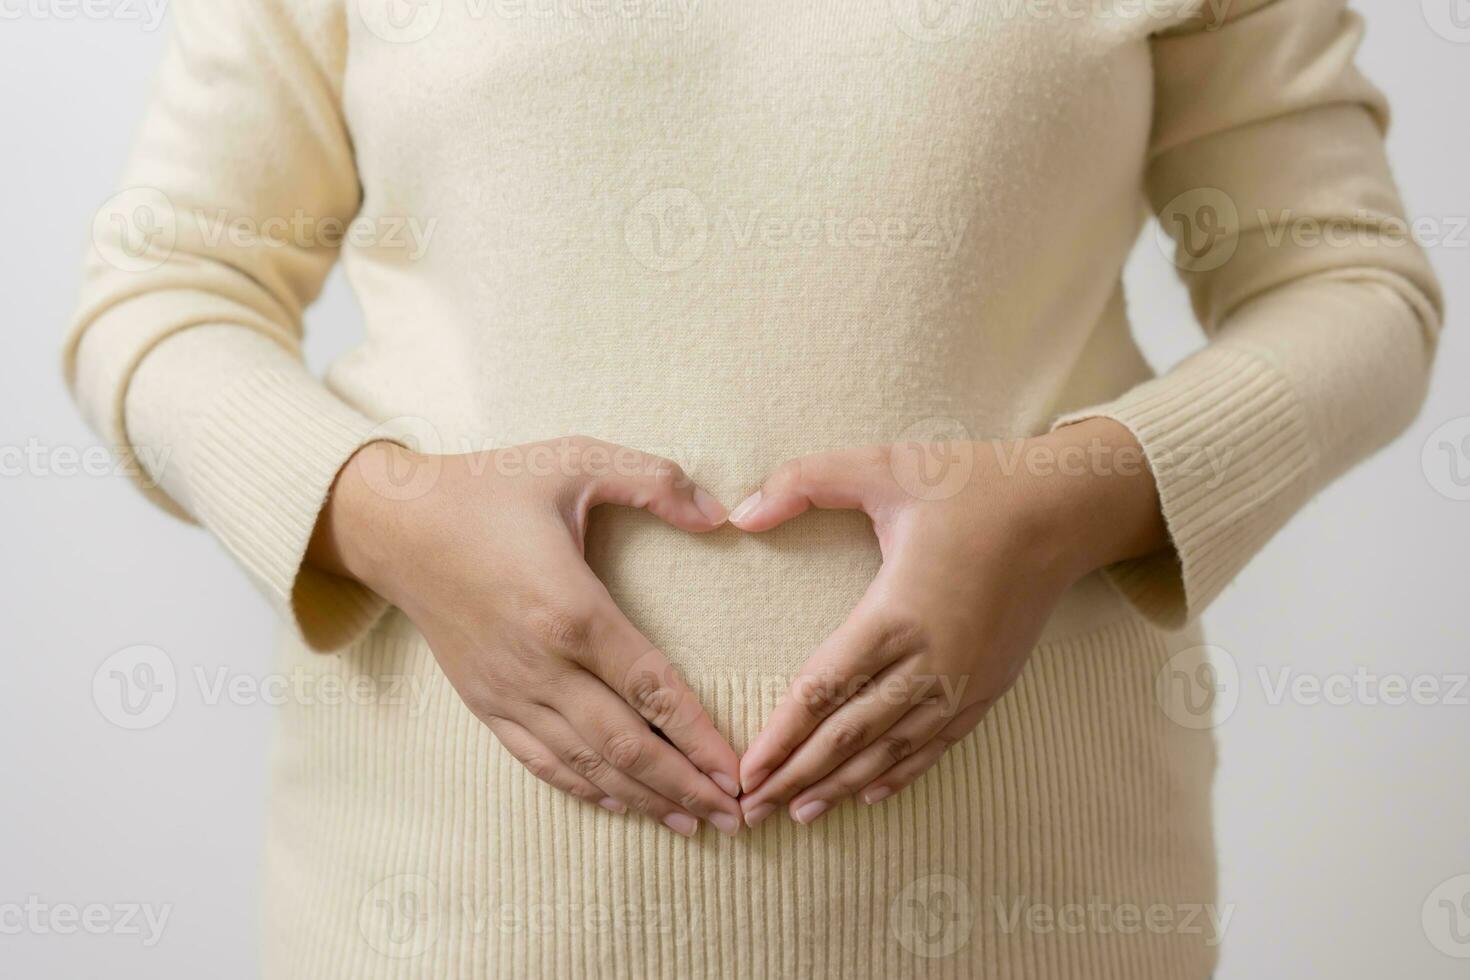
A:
306;440;414;597
1013;419;1168;581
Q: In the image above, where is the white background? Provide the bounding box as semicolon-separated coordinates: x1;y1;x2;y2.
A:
2;2;1467;976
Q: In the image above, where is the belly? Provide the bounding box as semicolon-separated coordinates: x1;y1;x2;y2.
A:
585;504;879;692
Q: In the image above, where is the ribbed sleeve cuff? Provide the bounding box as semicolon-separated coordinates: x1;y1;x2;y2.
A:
190;368;394;652
1054;345;1317;630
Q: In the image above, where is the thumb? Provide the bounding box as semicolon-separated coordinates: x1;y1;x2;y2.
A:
728;446;895;532
584;445;728;532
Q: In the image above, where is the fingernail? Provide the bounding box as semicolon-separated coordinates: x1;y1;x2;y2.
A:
862;786;891;805
793;800;829;825
692;487;728;525
728;491;762;525
742;802;775;828
710;812;741;836
663;813;699;837
598;797;626;814
712;772;741;798
742;766;770;793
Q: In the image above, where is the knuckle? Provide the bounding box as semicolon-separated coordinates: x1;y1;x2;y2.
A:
565;746;606;779
827;720;868;754
649;459;686;493
675;788;704;813
460;682;504;721
878;733;912;765
795;674;844;721
602;730;648;772
624;671;679;727
871;611;927;659
526;606;596;655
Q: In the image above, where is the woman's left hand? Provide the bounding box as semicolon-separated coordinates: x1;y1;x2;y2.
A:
732;418;1167;827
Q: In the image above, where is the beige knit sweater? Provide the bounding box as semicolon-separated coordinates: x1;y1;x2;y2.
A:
66;1;1441;977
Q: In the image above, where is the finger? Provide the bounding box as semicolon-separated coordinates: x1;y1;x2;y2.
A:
485;716;624;814
582;443;727;530
528;708;709;838
739;661;933;823
558;673;744;836
585;600;743;800
728;446;894;532
780;701;955;825
856;700;990;806
738;604;902;794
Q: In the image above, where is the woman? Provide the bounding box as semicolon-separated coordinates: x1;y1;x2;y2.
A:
65;1;1441;976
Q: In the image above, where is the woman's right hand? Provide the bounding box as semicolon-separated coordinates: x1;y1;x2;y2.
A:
306;436;745;837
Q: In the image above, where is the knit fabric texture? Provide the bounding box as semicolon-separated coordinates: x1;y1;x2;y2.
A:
64;1;1441;976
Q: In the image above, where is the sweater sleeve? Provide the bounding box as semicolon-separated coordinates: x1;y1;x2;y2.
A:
1054;0;1444;630
62;0;394;652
